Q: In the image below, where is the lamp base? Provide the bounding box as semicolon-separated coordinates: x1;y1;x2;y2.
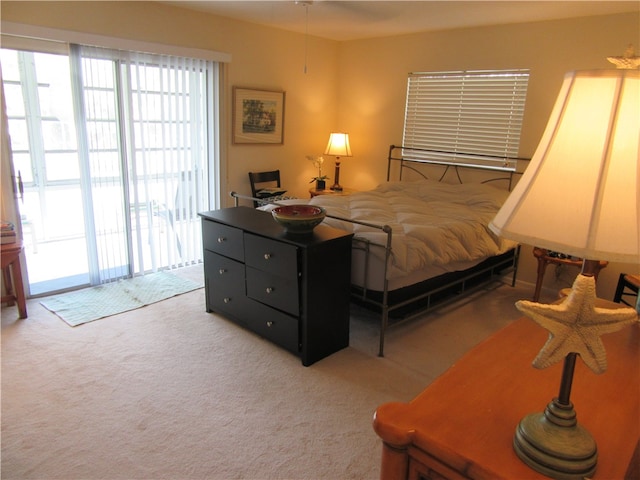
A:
514;399;597;480
331;161;342;191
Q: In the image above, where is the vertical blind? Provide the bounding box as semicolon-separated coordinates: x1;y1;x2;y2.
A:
2;36;219;295
72;45;213;282
403;69;530;170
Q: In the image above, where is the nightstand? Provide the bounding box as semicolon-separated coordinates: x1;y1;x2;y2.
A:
309;187;356;198
532;247;607;301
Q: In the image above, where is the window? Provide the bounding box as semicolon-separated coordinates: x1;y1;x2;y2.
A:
1;42;219;295
403;69;530;171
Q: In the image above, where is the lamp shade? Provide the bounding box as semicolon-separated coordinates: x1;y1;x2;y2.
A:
324;133;352;157
489;69;640;264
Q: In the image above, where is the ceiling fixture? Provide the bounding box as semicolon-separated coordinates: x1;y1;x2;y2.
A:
296;1;313;73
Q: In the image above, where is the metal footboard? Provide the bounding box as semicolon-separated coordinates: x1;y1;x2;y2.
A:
350;236;519;357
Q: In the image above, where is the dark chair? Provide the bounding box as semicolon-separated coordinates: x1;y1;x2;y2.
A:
613;273;640;309
248;170;287;208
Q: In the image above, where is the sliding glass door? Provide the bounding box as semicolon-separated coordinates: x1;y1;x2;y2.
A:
2;49;90;294
1;46;216;296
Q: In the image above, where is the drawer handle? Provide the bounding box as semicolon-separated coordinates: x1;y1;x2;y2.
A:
223;297;231;303
266;321;273;327
266;287;274;294
217;236;226;243
264;253;271;260
218;268;227;275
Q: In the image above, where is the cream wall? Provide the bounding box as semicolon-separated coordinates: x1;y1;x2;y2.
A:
2;2;638;299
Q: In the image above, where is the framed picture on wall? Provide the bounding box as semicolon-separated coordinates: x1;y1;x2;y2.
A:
233;87;285;145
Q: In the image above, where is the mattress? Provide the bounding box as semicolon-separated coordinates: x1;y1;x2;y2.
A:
308;180;518;291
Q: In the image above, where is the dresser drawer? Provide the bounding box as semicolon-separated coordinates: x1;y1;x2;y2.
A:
202;219;244;260
244;233;298;279
246;266;299;316
204;250;247;316
245;299;299;354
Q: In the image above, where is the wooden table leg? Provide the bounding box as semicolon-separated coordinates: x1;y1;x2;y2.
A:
11;256;27;319
1;242;27;319
533;257;548;302
2;264;15;306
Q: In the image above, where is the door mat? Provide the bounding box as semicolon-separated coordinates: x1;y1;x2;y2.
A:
41;271;203;327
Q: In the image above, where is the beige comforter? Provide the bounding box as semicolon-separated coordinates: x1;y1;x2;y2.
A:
309;180;516;277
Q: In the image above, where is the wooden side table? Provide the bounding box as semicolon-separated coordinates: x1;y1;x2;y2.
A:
309;187;356;198
532;247;607;301
373;315;639;480
1;240;27;318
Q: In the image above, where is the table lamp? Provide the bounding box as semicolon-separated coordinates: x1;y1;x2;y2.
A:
324;132;352;191
489;66;639;479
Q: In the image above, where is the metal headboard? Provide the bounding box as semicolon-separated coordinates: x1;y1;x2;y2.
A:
386;144;530;191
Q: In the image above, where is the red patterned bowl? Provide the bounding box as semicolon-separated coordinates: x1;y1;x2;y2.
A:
271;205;326;234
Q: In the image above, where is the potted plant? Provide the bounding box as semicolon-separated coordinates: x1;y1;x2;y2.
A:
307;155;329;190
312;175;329;190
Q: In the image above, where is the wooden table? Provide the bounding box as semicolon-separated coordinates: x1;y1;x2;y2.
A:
1;240;27;318
373;315;639;480
532;247;608;301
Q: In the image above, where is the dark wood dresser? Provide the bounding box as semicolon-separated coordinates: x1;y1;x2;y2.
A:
199;206;353;366
373;316;639;479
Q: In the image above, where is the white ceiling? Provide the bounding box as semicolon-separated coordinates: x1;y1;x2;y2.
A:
160;1;639;41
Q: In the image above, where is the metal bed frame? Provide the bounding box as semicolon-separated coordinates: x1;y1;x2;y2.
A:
232;145;528;357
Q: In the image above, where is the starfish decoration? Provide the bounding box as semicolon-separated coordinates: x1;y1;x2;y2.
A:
516;274;638;375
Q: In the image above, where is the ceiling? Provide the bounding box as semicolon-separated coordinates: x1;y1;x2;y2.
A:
160;1;639;41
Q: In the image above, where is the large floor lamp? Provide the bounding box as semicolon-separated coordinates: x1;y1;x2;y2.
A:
489;66;639;479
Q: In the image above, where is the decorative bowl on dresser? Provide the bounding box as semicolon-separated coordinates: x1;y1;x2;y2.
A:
199;206;353;366
271;204;326;234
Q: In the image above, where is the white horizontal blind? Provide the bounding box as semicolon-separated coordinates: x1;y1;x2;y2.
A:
403;69;529;171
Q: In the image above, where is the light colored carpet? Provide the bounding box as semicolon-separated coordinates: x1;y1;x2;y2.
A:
1;265;546;480
40;271;203;326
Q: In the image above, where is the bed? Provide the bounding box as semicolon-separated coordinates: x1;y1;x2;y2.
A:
233;145;526;356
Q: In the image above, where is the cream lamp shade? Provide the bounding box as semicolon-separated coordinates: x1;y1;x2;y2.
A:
324;133;352;158
489;69;640;264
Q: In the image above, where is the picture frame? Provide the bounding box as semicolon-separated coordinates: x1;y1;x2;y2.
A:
233;87;285;145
